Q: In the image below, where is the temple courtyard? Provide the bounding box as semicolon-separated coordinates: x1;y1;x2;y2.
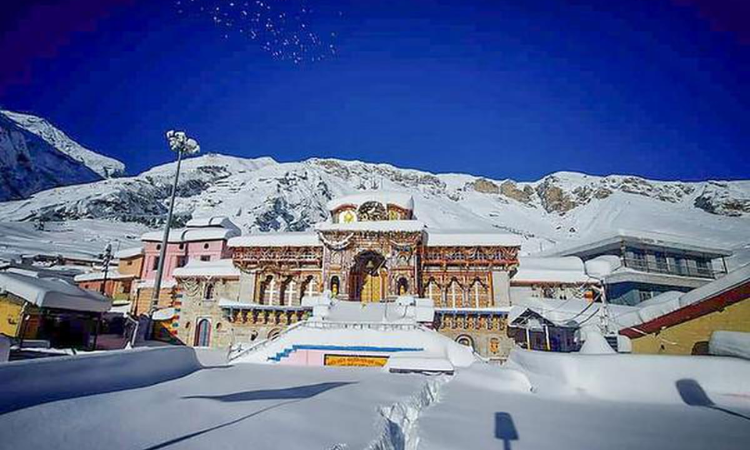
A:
1;348;749;450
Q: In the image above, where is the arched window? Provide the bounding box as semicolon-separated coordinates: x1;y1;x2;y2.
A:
300;275;317;300
424;278;442;306
267;328;282;340
204;283;214;301
446;278;464;309
397;277;409;296
470;278;489;308
260;275;279;305
456;334;474;349
281;277;297;307
194;319;211;347
330;276;340;297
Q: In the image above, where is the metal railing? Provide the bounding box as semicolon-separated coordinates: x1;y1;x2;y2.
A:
622;257;722;279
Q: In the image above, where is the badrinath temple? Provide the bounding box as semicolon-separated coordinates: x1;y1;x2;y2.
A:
173;192;523;357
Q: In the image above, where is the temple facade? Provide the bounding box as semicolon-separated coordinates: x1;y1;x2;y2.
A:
174;193;523;358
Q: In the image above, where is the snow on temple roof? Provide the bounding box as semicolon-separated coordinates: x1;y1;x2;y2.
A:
228;232;321;248
326;192;415;211
141;227;240;243
423;230;523;247
185;216;241;232
114;246;143;259
315;220;426;233
545;229;732;258
173;259;241;278
512;256;594;284
0;271;111;313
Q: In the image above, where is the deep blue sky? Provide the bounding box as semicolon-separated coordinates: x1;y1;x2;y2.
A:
1;0;748;181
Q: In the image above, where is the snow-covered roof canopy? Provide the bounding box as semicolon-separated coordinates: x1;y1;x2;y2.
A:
326;192;415;212
141;227;240;243
424;230;523;247
545;229;732;258
114;246;143;259
0;272;112;313
315;220;425;233
185;216;241;233
173;258;241;278
512;256;594;284
228;232;322;248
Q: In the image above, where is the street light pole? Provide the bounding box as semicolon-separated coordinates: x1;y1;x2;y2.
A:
100;243;113;296
149;131;200;313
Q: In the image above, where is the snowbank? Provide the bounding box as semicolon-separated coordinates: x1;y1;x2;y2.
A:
0;346;205;414
709;331;750;360
506;349;750;404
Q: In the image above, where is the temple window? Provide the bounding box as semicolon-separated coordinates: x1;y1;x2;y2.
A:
282;278;298;307
425;279;441;306
447;278;464;309
456;334;474;349
470;278;489;308
301;275;317;300
204;283;214;301
261;275;279;305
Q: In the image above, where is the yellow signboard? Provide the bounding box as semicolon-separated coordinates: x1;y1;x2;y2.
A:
324;354;388;367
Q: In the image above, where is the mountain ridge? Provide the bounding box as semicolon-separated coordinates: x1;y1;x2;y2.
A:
0;113;748;268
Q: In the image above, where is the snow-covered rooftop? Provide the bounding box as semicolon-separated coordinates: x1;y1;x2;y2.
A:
114;246;142;259
615;263;750;331
424;230;523;247
73;269;135;282
228;232;321;248
185;216;241;232
326;192;415;211
0;271;112;313
546;229;732;258
141;227;240;243
315;220;426;233
172;258;241;278
512;256;594;284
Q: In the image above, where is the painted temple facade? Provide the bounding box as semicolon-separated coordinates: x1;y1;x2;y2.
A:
173;192;523;358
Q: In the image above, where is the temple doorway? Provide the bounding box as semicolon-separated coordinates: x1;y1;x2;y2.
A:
350;251;386;303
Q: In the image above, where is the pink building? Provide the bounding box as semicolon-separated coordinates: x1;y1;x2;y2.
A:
133;217;241;317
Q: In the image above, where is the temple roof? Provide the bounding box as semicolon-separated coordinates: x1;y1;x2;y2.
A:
228;232;322;248
423;230;523;247
326;192;414;212
315;220;426;233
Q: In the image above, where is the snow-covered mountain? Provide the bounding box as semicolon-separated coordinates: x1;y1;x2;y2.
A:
0;110;125;201
1;152;748;267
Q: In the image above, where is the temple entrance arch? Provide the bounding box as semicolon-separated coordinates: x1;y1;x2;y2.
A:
350;251;386;303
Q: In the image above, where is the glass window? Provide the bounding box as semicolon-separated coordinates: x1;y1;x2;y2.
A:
200;255;211;262
151;256;160;271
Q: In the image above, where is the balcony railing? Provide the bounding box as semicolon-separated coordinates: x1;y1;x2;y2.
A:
622;258;723;279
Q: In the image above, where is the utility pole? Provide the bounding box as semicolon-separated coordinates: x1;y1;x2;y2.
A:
150;131;200;313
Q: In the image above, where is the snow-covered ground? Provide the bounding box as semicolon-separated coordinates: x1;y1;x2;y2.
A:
2;347;749;450
0;361;429;450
